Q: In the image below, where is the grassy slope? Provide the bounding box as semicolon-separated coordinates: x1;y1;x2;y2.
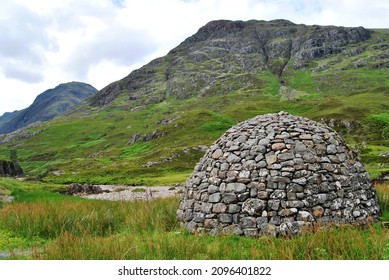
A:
0;30;388;185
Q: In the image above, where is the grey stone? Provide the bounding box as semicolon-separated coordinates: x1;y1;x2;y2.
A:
239;170;251;179
260;223;278;237
241;217;257;228
268;199;281;211
292;178;307;185
220;213;233;224
226;182;246;193
208;185;219;194
212;203;227;213
257;191;269;199
242;198;266;215
237;192;250;202
270;190;286;199
220;163;230;171
286;200;305;208
201;202;213;213
278;152;294;161
193;212;205;222
209;193;222;203
228;204;241;213
243;228;259;236
223;225;244;235
327;144;337;154
223;193;238;204
297;211;314;222
227;153;241;163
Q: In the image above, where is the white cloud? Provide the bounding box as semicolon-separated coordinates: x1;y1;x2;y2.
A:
0;0;388;116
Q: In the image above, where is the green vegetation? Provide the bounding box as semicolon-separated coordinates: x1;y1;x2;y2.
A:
0;26;387;185
0;178;388;260
2;67;389;185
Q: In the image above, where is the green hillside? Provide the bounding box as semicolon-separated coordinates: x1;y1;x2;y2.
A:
0;20;388;185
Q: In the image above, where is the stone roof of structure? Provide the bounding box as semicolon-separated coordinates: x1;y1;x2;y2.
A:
177;112;380;236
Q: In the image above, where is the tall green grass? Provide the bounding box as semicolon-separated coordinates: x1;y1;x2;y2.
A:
1;179;388;260
0;197;178;239
36;224;387;260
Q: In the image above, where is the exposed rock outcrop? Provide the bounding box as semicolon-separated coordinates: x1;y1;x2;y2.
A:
0;160;23;177
60;183;110;195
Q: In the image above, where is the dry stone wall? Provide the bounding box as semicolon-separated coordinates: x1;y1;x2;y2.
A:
177;112;381;236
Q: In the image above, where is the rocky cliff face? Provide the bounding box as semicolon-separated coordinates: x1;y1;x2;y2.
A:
90;19;371;107
0;82;97;134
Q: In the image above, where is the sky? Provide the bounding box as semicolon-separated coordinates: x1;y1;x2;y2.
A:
0;0;389;116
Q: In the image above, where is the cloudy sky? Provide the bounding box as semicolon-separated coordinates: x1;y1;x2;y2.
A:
0;0;388;116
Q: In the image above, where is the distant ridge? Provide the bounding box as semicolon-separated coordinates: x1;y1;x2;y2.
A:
0;82;97;134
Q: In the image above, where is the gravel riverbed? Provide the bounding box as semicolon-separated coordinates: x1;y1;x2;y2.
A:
81;185;184;201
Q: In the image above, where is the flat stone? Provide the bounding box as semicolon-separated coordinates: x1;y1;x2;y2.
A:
227;153;241;163
279;208;298;217
239;170;250;179
209;193;222;203
271;143;286;151
226;182;246;193
266;154;278;165
220;163;230;171
212;203;227;213
299;134;312;140
201;202;213;213
193;212;205;222
228;204;241;213
219;213;233;224
207;185;219;194
257;191;269;199
268;199;281;211
241;217;257;228
278;152;294;161
223;193;238;204
297;211;314;222
327;144;337;154
212;149;223;159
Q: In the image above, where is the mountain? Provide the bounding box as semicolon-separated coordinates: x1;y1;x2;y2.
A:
0;82;97;134
0;20;388;185
90;19;373;108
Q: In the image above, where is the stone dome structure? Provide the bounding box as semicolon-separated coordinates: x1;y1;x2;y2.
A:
177;112;381;237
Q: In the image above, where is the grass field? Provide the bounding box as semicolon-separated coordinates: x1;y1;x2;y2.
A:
0;178;388;260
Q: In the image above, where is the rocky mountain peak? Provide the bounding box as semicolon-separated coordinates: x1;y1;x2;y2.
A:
90;19;372;108
0;81;97;134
